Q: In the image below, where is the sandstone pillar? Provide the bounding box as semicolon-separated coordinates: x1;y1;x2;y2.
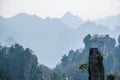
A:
88;48;104;80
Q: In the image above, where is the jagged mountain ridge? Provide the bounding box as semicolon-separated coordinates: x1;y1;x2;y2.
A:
60;11;83;28
0;12;120;68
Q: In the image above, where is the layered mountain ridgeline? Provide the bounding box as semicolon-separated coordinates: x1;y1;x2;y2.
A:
0;34;120;80
0;12;120;67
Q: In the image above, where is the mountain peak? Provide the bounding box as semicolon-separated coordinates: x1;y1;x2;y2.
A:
61;11;83;28
64;11;73;17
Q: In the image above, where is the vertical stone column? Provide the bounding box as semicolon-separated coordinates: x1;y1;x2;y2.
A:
88;48;104;80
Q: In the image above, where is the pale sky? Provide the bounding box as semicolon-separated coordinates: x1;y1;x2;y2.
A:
0;0;120;20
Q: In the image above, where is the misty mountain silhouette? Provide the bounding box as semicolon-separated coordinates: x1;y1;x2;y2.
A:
61;11;83;28
94;14;120;30
0;12;120;68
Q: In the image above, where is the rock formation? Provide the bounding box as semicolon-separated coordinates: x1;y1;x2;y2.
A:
88;48;104;80
0;44;39;80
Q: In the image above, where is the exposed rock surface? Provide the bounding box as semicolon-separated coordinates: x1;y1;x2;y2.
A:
0;44;39;80
55;34;116;80
88;48;104;80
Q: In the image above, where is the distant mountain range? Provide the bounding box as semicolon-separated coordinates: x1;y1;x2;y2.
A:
93;14;120;30
0;11;120;68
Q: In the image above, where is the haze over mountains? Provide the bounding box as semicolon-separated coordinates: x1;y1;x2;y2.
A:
94;14;120;30
61;11;83;28
0;11;120;68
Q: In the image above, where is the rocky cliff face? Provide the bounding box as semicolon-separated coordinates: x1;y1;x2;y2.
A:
0;44;39;80
55;34;117;80
0;44;61;80
88;48;104;80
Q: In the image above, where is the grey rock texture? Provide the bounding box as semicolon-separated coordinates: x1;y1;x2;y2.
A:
88;48;104;80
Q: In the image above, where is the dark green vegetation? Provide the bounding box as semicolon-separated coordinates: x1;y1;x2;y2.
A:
0;34;120;80
0;44;55;80
107;73;116;80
